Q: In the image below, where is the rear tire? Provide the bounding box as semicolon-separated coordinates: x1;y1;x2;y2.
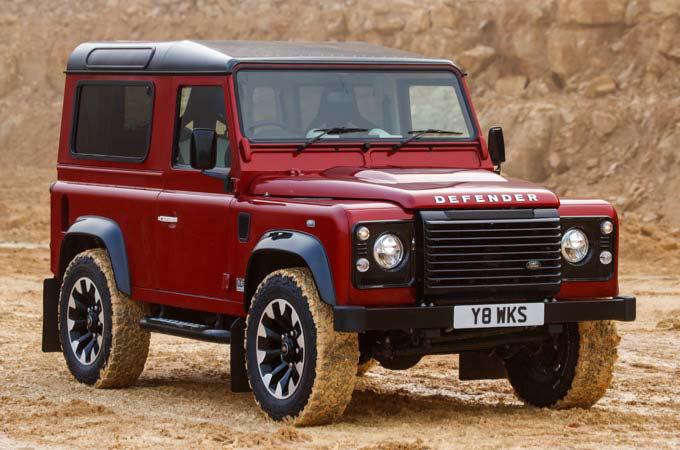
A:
59;249;149;388
505;321;619;408
245;268;358;426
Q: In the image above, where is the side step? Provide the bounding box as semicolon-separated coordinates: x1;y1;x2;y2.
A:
140;317;231;344
139;316;251;393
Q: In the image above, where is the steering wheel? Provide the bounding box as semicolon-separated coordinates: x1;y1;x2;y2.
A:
246;121;297;134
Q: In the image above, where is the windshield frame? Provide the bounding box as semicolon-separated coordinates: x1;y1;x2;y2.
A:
232;64;479;145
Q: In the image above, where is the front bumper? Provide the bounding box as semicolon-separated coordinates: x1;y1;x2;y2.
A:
333;296;636;332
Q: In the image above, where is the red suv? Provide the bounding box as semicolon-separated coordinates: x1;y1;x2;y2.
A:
43;40;635;425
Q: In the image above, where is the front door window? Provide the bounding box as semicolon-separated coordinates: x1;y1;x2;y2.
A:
174;86;231;169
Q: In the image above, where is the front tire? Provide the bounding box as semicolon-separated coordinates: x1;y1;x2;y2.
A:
245;268;358;426
505;321;619;408
59;249;149;388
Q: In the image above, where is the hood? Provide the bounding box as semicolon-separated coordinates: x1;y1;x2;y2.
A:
249;167;559;209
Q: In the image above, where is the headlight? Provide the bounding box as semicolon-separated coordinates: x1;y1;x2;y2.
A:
561;228;589;264
373;233;404;269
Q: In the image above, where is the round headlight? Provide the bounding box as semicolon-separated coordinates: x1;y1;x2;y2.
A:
561;228;589;264
373;233;404;269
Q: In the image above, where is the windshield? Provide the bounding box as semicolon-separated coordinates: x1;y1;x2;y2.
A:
235;70;475;142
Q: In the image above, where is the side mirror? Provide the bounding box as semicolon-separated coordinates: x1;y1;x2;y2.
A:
487;127;506;166
190;128;217;170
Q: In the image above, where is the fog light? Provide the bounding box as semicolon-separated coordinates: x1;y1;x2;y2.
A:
356;226;370;241
356;258;370;272
599;250;613;265
600;220;614;235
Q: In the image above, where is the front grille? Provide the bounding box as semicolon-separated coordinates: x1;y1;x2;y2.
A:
421;209;561;300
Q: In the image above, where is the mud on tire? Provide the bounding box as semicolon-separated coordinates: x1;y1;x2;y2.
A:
356;358;376;376
245;268;359;426
59;249;149;388
505;321;619;408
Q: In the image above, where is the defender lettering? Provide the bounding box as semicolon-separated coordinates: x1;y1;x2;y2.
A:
434;193;539;205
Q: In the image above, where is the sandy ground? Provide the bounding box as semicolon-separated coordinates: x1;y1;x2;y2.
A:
1;246;679;449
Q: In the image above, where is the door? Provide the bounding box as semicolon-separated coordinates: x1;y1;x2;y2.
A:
155;82;235;300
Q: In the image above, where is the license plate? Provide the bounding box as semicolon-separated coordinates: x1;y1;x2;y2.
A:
453;303;544;329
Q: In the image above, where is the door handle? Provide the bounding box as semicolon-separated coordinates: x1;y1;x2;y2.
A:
158;215;178;224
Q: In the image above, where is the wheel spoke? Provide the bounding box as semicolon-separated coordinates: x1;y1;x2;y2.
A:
282;303;293;328
70;318;87;330
86;280;96;298
79;279;88;297
257;348;282;365
279;367;293;396
258;322;282;343
295;361;303;380
70;294;89;313
268;362;288;390
272;300;287;325
83;339;96;364
74;331;93;355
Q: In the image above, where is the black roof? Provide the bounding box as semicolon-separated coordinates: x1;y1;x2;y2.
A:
66;40;458;74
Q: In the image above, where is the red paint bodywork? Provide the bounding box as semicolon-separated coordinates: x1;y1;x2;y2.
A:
51;64;619;317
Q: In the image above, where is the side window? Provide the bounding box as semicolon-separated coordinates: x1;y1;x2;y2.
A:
72;82;153;160
174;86;230;169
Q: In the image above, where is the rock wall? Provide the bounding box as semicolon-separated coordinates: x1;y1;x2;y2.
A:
0;0;679;238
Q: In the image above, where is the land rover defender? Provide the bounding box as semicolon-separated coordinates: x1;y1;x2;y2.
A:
43;40;636;425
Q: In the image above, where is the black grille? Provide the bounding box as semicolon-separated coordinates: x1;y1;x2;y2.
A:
421;209;561;300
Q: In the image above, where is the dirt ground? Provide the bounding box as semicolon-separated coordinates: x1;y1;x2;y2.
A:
1;246;678;449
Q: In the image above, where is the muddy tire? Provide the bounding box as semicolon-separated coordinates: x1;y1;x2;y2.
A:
356;358;376;376
505;321;619;408
59;249;149;388
245;268;359;426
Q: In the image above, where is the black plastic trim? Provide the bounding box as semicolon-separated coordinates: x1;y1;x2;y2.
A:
140;317;231;344
229;318;250;392
419;208;562;299
85;47;155;70
248;230;336;305
69;80;155;163
351;220;415;289
238;212;251;242
333;296;636;332
42;278;60;352
560;216;616;281
61;216;132;295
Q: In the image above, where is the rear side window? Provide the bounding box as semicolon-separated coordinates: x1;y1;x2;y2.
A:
71;82;154;161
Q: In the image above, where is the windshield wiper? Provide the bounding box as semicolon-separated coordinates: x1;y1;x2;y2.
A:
391;129;463;152
297;127;368;153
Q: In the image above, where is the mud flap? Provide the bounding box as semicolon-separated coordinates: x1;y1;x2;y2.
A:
42;278;60;352
229;317;251;392
459;351;506;380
